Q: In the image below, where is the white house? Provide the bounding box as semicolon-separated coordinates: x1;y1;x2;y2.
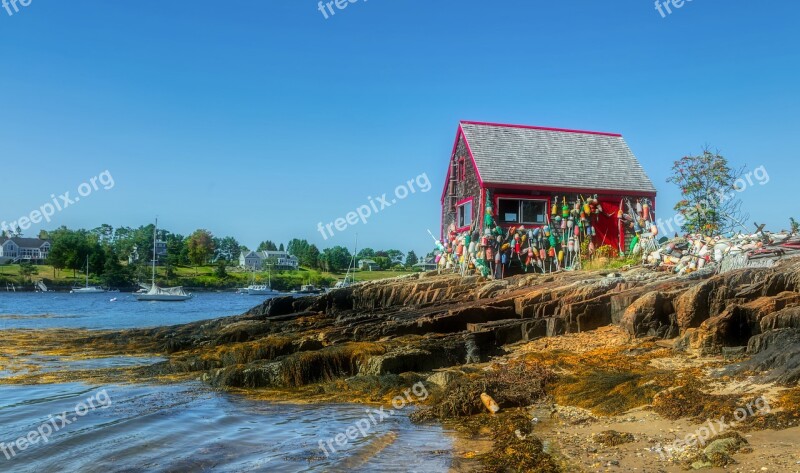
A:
0;237;51;263
358;259;381;271
239;250;263;270
239;250;300;270
260;250;299;270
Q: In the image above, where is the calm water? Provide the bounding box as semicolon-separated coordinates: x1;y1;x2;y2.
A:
0;293;457;472
0;292;272;330
0;382;453;472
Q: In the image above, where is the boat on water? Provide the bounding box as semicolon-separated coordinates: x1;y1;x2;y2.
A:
246;266;280;296
71;256;107;294
330;235;358;291
293;284;322;295
135;285;193;302
134;219;193;302
247;285;280;296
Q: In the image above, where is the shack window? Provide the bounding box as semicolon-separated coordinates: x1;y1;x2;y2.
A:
457;200;473;228
458;157;466;181
498;198;547;225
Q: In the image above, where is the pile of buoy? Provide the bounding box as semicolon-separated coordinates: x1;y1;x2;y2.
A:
430;192;666;279
647;230;799;275
432;193;619;278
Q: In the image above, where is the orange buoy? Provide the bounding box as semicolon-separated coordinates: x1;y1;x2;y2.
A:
480;393;500;414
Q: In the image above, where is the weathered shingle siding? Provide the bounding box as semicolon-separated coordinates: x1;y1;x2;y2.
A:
442;134;481;237
460;123;656;194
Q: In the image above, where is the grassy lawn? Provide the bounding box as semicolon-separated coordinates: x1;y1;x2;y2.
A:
0;262;416;289
340;269;415;281
0;264;86;284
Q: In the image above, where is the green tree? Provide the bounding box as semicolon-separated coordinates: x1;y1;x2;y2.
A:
358;248;375;259
187;229;215;274
47;227;91;277
101;249;132;288
667;149;748;236
791;218;799;236
214;260;228;279
257;240;278;252
279;243;285;252
405;250;419;267
320;246;352;272
18;261;38;283
165;232;188;266
385;249;404;265
287;239;319;268
91;224;115;244
112;224;156;265
373;256;391;270
215;236;241;262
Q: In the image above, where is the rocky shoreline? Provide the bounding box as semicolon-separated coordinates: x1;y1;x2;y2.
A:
3;258;800;471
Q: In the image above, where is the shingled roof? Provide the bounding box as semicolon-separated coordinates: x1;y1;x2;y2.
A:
459;121;657;195
0;237;50;248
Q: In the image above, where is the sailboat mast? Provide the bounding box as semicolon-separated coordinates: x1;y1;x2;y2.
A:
152;218;158;286
353;234;358;283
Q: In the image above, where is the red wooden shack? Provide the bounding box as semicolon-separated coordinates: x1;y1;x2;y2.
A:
441;121;657;257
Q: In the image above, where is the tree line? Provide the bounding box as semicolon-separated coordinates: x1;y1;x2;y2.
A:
8;224;421;286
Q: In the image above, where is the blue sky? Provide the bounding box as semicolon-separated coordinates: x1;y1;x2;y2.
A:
1;0;797;255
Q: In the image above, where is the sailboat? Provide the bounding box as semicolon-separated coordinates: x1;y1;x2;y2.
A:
134;219;193;302
332;235;358;290
246;265;280;296
70;256;107;294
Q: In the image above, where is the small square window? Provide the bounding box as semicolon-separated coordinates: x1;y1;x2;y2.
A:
457;200;473;228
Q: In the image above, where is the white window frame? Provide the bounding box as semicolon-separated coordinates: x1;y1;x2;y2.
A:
456;199;473;229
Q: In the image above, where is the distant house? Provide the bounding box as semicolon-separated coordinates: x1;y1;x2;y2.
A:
358;259;381;271
413;261;439;272
239;250;300;271
239;251;263;270
260;251;299;270
0;237;51;263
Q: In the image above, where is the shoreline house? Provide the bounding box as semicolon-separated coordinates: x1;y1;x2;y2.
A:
261;250;300;271
240;250;263;270
239;250;300;271
358;259;381;271
0;237;51;264
441;121;657;263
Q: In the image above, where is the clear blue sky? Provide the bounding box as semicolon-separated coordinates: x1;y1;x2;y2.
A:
1;1;797;255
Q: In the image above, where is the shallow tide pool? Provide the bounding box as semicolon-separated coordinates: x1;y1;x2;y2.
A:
0;382;455;472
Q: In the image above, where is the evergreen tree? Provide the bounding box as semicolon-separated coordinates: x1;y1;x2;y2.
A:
405;250;419;267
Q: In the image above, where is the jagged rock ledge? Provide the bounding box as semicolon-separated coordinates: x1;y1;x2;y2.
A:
94;257;800;389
